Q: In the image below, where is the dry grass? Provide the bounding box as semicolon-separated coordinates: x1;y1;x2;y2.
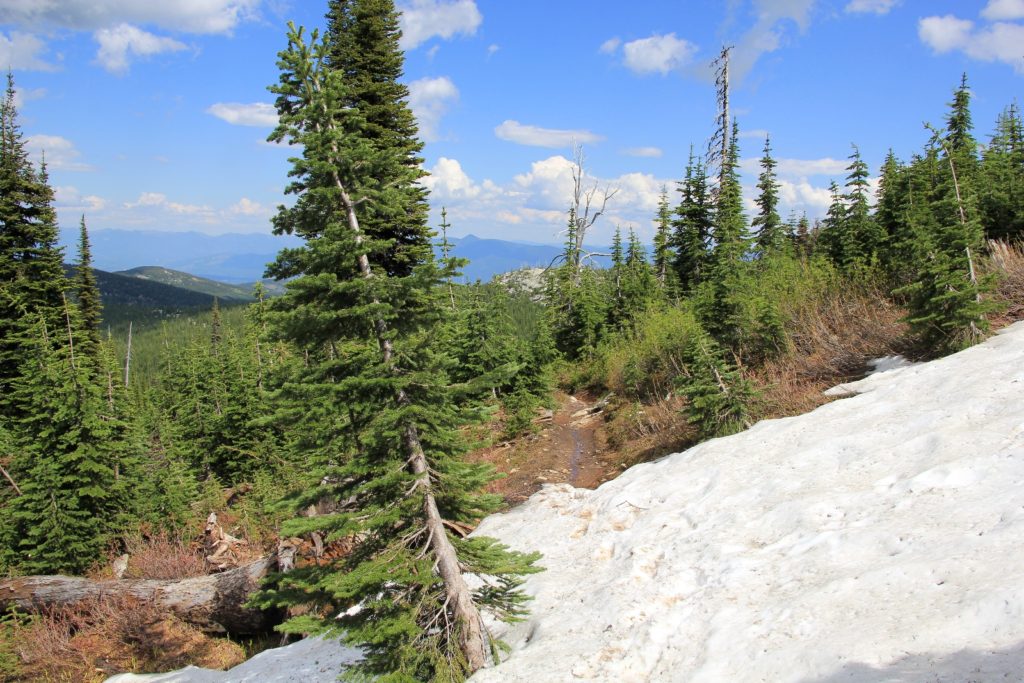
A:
986;240;1024;327
106;528;207;581
2;596;247;682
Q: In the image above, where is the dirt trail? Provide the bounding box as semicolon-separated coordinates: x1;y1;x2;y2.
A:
472;393;618;507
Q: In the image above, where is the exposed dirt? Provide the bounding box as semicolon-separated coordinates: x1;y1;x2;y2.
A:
470;392;623;507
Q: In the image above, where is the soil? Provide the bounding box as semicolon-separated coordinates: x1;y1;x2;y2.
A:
470;392;621;507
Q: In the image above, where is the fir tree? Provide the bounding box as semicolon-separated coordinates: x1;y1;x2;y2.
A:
679;326;755;439
74;215;103;353
671;147;713;293
256;23;537;680
0;73;68;415
751;135;785;256
652;187;674;289
842;144;885;269
980;103;1024;242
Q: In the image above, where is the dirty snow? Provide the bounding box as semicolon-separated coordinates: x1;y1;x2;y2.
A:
109;322;1024;682
471;322;1024;682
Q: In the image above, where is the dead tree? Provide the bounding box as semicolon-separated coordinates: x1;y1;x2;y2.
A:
566;142;618;285
0;556;278;634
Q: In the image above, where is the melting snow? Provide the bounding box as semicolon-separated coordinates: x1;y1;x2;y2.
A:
109;322;1024;682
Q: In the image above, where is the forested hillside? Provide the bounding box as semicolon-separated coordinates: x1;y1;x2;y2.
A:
1;2;1023;682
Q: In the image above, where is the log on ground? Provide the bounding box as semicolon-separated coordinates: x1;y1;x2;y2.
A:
0;556;277;634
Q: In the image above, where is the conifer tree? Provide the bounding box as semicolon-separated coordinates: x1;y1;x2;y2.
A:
842;144;885;269
652;187;674;289
323;0;431;277
0;73;68;415
74;215;103;352
751;135;785;256
257;22;537;680
671;148;713;293
679;325;754;439
818;181;846;266
980;103;1024;242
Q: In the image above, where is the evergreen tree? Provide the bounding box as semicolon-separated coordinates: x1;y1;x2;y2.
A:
652;187;674;289
323;0;432;278
0;73;68;415
679;326;755;439
751;135;785;256
256;23;537;680
74;216;103;353
701;120;749;347
671;147;713;293
818;181;846;266
980;103;1024;242
843;144;884;269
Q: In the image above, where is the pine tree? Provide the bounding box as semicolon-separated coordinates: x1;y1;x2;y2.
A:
701;120;749;347
256;23;537;680
323;0;432;278
652;187;674;289
875;149;909;276
751;135;785;256
0;73;68;416
671;147;713;293
679;326;755;439
843;144;884;269
980;103;1024;242
818;181;846;266
74;215;103;353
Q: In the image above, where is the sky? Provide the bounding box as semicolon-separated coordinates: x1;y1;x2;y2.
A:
1;0;1023;247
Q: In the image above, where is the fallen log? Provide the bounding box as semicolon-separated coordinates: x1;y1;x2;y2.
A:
0;556;277;635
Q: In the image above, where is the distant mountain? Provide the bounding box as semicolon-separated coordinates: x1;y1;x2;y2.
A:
117;266;255;301
64;265;239;330
60;228;606;285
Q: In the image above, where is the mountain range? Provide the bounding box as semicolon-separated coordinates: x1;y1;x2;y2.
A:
58;229;606;285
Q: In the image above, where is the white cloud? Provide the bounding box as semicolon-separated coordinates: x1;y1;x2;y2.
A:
207;102;278;127
0;31;58;71
398;0;482;50
741;156;847;177
731;0;815;82
94;23;187;74
124;191;212;216
487;44;499;57
599;37;621;54
423;157;482;200
621;33;698;75
13;86;47;108
845;0;899;15
54;186;106;212
25;134;92;171
230;197;267;216
738;128;771;140
407;76;459;142
622;146;664;158
0;1;260;34
982;0;1024;21
495;120;604;148
777;178;833;213
919;14;1024;73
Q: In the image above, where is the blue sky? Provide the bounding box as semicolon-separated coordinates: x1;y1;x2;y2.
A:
2;0;1022;246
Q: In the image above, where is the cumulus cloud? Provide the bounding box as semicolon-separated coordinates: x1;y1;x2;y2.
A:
124;192;212;216
230;197;267;216
982;0;1024;21
730;0;815;82
94;23;187;74
620;33;698;75
422;157;482;200
25;135;92;171
13;86;47;108
495;120;604;148
407;76;459;142
777;178;833;213
207;102;278;127
0;1;260;34
622;147;664;158
398;0;482;50
919;13;1024;72
54;186;106;212
599;37;621;54
0;31;58;71
741;156;847;176
845;0;899;15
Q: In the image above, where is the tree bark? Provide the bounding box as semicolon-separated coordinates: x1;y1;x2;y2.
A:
0;556;276;634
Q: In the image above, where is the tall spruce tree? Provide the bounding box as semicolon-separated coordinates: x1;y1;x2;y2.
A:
257;22;537;680
672;147;713;293
842;144;885;269
0;73;68;416
980;103;1024;242
653;187;674;289
74;215;103;351
323;0;432;278
751;135;785;256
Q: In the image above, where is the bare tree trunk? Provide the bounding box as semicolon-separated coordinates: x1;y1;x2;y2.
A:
0;557;277;634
